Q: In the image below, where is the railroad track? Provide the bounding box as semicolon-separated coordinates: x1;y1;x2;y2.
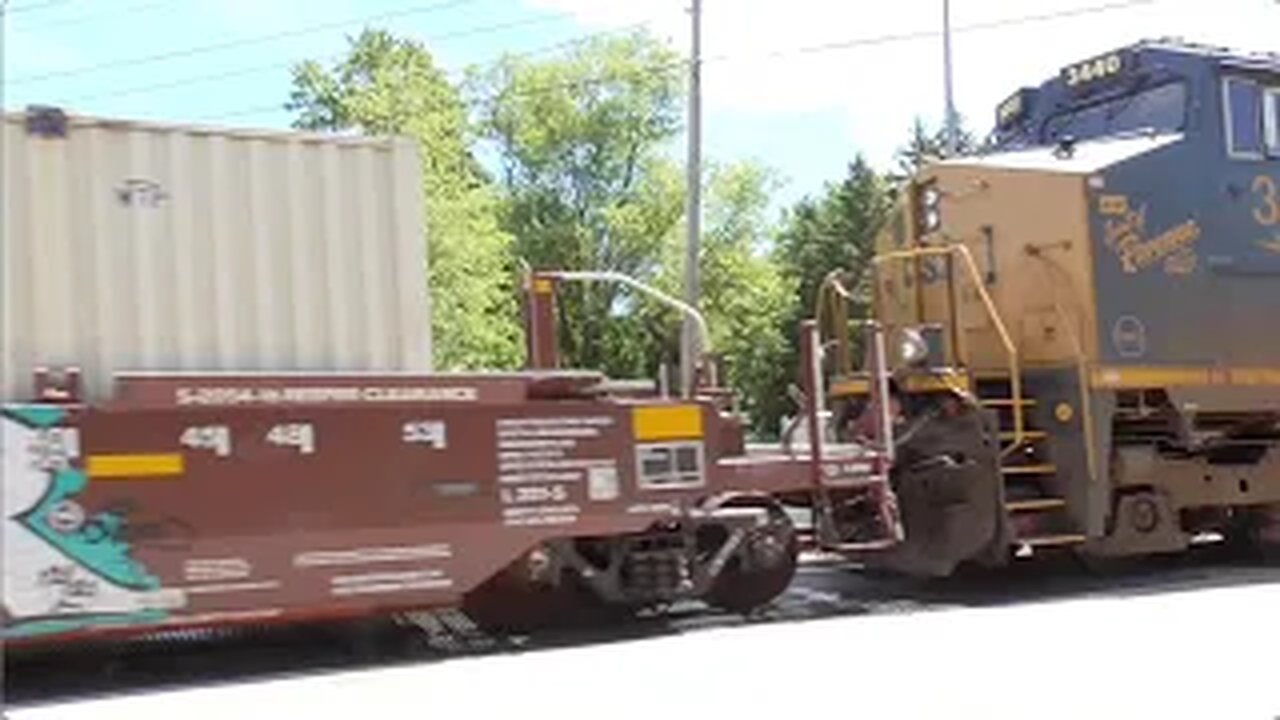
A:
7;544;1280;710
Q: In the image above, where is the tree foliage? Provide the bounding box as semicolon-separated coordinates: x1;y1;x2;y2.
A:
286;30;522;371
472;31;686;380
894;115;982;177
281;27;987;441
695;163;795;436
778;157;895;329
641;162;795;436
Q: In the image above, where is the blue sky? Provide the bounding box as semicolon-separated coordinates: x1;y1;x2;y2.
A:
4;0;1278;213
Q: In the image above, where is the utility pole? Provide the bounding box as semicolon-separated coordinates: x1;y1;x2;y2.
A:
0;1;8;714
680;0;702;396
942;0;959;156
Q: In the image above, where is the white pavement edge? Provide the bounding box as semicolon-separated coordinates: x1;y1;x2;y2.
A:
10;581;1280;720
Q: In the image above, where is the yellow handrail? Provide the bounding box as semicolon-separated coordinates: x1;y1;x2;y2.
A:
1027;250;1099;490
814;271;857;342
814;270;868;378
871;244;1025;457
814;269;856;324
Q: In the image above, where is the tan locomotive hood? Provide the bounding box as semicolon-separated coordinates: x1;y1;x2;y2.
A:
874;131;1190;372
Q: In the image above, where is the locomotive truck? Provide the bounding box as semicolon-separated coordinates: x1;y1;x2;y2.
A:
1;109;901;646
820;39;1280;577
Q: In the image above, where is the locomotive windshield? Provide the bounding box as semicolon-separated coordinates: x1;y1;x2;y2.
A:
1041;81;1188;145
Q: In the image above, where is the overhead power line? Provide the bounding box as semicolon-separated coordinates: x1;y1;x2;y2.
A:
130;0;1166;127
507;0;1161;103
54;18;654;107
962;0;1159;35
54;10;581;104
195;48;686;124
9;0;489;86
12;0;173;31
16;0;1159;92
497;21;654;62
703;0;1160;65
5;0;73;15
196;103;290;123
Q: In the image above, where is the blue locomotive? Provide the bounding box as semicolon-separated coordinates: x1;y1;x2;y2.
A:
822;39;1280;575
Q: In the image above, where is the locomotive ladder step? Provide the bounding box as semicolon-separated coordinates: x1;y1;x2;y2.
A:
1005;497;1067;512
972;370;1016;380
999;430;1047;441
981;398;1037;407
1001;464;1057;476
1016;533;1087;549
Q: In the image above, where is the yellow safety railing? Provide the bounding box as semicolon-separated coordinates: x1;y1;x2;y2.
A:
814;270;857;375
867;244;1026;457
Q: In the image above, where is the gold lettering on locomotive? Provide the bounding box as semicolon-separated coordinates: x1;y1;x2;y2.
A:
1063;52;1124;87
1103;199;1146;258
1254;175;1280;227
1102;195;1202;276
1257;237;1280;254
1098;194;1129;216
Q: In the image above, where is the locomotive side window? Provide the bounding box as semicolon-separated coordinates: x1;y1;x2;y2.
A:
1042;82;1186;145
1267;89;1280;157
1225;77;1265;158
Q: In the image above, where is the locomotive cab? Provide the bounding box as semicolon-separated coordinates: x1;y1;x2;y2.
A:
824;40;1280;577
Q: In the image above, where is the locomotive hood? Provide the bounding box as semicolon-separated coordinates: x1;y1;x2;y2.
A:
875;128;1195;372
935;131;1184;175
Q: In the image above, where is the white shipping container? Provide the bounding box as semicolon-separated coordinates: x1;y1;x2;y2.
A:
2;109;431;402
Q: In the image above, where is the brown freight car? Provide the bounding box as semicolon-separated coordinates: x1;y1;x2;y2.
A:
1;271;903;646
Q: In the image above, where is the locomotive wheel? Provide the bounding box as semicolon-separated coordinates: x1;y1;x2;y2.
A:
1231;504;1280;565
705;502;799;614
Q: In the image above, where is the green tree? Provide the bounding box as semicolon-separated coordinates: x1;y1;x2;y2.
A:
761;155;897;434
894;115;981;177
695;163;795;436
472;30;686;379
643;162;795;436
778;156;894;329
286;29;522;371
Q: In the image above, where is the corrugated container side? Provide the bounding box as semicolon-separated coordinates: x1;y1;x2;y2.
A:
2;112;430;402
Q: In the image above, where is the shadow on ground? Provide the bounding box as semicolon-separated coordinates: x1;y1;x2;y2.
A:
7;542;1280;709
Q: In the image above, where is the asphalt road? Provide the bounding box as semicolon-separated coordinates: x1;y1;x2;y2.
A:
7;541;1280;712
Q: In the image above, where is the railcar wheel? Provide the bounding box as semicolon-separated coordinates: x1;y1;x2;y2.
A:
705;502;799;614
